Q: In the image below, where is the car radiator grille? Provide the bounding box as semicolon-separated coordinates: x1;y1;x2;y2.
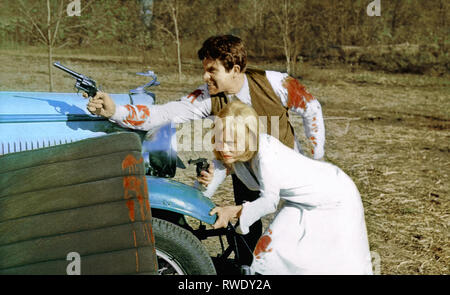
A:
1;139;75;155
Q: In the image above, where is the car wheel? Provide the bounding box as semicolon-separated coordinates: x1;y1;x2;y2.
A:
152;218;216;275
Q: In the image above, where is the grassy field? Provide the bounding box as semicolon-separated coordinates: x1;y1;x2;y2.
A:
1;47;448;275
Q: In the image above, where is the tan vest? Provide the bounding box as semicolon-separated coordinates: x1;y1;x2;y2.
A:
210;68;295;149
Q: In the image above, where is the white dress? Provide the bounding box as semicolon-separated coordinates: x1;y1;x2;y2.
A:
204;134;373;275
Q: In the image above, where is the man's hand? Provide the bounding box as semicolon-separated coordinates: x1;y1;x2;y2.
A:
209;205;242;229
197;161;214;187
85;91;116;118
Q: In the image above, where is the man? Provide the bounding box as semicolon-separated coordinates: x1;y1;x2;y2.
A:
87;35;326;266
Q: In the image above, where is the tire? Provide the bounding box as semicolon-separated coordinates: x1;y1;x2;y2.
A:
152;218;216;275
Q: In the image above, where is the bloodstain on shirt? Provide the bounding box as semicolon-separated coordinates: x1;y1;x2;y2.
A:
187;89;203;103
123;105;150;126
254;231;273;259
282;77;315;110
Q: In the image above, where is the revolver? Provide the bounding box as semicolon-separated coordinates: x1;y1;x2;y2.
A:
188;158;210;177
53;61;99;98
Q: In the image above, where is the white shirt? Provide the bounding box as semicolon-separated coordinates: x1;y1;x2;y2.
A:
110;70;325;159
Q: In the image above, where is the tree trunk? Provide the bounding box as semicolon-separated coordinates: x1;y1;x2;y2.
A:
261;15;266;56
282;0;291;74
284;41;290;75
47;0;53;92
391;0;401;40
171;3;182;82
48;44;53;92
439;0;446;29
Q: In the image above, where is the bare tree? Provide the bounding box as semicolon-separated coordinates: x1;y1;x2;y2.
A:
170;0;182;82
19;0;65;91
153;0;182;82
240;0;271;57
390;0;402;40
270;0;306;76
17;0;95;91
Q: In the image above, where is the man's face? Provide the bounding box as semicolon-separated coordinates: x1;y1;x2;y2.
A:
202;58;236;95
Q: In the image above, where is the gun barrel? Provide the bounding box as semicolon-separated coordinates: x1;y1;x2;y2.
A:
53;61;83;79
188;158;205;165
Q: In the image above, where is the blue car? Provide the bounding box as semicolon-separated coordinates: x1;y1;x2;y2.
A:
0;72;244;275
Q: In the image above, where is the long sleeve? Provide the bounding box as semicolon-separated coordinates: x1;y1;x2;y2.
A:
266;71;325;159
109;84;212;131
236;139;281;235
202;159;228;199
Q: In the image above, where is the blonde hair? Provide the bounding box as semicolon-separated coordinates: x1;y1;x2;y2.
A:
212;101;259;163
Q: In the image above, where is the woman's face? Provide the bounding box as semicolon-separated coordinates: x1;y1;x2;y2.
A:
214;126;245;165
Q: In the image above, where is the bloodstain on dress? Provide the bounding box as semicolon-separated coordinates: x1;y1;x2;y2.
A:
254;229;273;259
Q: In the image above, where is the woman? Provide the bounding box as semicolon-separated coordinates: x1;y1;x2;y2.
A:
203;101;373;275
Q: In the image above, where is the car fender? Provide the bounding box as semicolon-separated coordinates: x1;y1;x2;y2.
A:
147;176;217;225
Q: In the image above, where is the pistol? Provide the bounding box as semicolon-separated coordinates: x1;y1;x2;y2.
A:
53;61;98;98
188;158;210;177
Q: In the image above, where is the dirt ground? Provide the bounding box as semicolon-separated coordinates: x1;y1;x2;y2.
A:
0;48;448;274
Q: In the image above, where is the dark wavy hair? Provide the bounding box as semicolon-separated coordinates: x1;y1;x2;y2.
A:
197;35;247;72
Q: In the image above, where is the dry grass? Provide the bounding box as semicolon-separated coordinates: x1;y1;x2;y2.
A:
0;48;448;274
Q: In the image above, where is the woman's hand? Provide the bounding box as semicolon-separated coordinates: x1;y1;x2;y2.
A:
197;161;214;187
209;205;243;229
